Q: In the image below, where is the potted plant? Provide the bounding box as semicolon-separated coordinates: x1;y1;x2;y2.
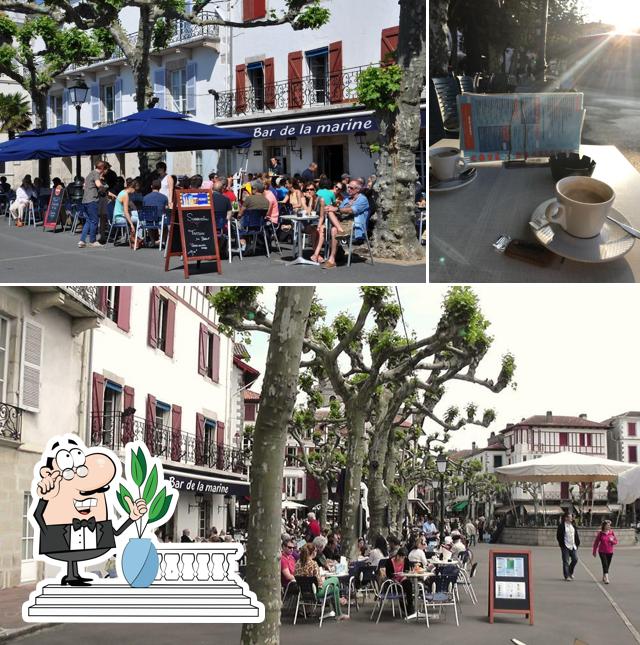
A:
117;442;177;588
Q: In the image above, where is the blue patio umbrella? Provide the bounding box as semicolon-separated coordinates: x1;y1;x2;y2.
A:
0;124;94;161
58;108;252;156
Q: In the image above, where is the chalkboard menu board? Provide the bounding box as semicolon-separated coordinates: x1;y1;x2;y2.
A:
488;549;533;624
164;189;222;278
43;186;66;231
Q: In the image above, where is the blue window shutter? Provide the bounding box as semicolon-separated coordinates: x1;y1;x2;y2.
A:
114;78;123;120
153;68;165;109
62;89;69;125
90;83;100;124
186;61;197;112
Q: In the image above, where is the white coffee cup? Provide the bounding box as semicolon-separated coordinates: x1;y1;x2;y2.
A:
545;176;615;238
429;147;468;181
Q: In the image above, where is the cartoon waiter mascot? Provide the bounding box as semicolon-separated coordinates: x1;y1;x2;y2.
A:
33;435;147;586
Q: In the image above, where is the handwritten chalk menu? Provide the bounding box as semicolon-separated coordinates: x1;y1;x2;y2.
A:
43;186;66;231
488;549;533;625
164;189;222;278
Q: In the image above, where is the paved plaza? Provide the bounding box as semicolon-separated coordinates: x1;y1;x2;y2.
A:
0;225;425;284
2;543;638;645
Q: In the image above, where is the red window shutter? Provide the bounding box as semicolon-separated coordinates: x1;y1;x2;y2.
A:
587;433;593;447
282;478;286;493
171;404;182;462
288;51;303;109
122;385;135;445
195;413;205;466
117;286;132;332
165;299;176;357
329;41;344;103
297;478;303;494
211;333;220;383
629;422;637;437
148;287;158;348
559;432;568;447
91;372;105;444
198;323;207;375
244;403;255;422
381;26;400;64
264;57;275;108
579;433;585;447
629;446;638;463
242;0;252;21
235;64;247;113
253;0;265;18
97;287;107;314
216;420;225;469
145;394;156;453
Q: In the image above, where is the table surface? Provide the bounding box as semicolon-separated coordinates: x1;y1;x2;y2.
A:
429;139;640;282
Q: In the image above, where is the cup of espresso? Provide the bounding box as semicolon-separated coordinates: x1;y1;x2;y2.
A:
429;147;468;181
545;176;615;238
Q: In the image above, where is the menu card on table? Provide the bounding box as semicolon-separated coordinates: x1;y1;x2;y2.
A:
458;92;585;162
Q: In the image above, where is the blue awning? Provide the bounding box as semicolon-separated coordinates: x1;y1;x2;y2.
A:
306;47;328;58
0;124;94;161
156;400;171;412
247;61;263;71
105;381;123;393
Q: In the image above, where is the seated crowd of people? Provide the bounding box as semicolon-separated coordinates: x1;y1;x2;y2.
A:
3;158;380;267
279;511;475;623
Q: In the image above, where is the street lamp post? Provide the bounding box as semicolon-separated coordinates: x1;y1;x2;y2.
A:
68;78;89;181
436;453;448;534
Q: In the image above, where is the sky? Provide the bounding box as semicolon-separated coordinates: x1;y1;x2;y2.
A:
244;285;640;451
582;0;640;31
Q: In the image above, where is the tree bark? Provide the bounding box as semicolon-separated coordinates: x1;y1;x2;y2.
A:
240;287;315;645
340;406;367;560
318;478;329;530
429;0;451;76
372;0;425;261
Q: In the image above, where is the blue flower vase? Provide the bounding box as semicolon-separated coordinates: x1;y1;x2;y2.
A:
122;538;159;588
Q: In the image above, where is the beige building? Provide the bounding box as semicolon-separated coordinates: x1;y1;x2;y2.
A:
0;286;101;589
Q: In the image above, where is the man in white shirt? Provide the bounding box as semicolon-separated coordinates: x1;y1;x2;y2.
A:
556;511;580;580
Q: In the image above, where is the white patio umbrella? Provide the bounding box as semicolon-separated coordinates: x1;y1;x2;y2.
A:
282;500;307;510
617;465;640;504
495;451;635;483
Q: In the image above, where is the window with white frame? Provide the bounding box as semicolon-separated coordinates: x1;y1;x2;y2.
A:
105;286;120;323
306;49;328;104
103;382;121;447
22;492;34;560
198;499;210;539
247;62;264;110
102;84;115;123
155;401;170;457
195;150;203;176
170;68;187;113
285;477;297;498
51;95;64;127
0;315;8;401
285;445;297;467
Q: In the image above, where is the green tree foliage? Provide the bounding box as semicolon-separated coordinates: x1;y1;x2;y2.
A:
0;92;31;138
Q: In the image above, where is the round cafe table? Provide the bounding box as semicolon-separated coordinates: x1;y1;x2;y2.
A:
403;570;435;622
280;212;320;266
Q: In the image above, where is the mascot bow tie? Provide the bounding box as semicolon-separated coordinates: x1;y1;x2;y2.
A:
72;517;97;531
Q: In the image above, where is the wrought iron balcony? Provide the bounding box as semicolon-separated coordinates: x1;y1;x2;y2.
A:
215;64;377;119
66;13;219;72
63;286;100;310
0;402;22;442
91;412;246;474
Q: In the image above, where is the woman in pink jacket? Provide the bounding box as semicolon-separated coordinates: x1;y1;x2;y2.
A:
592;519;618;584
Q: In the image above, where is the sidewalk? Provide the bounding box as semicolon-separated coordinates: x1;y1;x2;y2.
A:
0;584;50;643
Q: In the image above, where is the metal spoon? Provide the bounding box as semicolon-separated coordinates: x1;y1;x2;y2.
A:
607;216;640;239
430;168;476;187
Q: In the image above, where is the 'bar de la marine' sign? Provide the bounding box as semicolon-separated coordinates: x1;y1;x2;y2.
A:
245;115;378;139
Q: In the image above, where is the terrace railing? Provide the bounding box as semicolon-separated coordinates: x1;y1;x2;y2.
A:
91;412;245;475
215;64;377;118
0;402;22;442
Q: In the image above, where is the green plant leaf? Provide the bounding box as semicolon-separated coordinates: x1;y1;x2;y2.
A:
148;487;167;523
130;449;143;487
137;447;147;483
117;483;133;515
152;493;173;525
143;464;158;504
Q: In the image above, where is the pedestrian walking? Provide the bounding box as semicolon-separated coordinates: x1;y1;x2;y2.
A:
465;518;477;546
557;511;580;581
592;519;618;584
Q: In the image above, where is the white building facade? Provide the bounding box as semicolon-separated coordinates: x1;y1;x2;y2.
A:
20;1;426;186
90;285;252;541
605;411;640;466
502;413;610;512
0;286;100;589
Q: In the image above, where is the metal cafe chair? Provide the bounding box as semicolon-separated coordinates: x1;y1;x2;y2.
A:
292;575;335;628
370;578;408;623
420;564;460;626
337;218;374;267
135;205;164;250
237;208;271;257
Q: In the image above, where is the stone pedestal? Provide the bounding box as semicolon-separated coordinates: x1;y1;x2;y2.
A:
23;543;263;623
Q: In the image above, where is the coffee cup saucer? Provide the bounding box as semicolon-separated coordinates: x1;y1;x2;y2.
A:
429;167;477;193
529;198;635;263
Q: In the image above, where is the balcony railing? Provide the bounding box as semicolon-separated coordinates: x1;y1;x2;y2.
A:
67;13;219;72
215;64;377;119
64;286;100;310
0;402;22;442
91;412;245;474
